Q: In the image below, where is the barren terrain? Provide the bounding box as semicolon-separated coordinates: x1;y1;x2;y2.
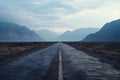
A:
0;42;56;64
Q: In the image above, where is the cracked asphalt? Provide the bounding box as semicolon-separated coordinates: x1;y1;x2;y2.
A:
0;43;120;80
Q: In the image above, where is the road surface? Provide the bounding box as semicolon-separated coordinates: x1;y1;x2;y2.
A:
0;43;120;80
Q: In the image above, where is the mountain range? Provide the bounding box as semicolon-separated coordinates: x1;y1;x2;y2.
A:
0;22;43;42
83;19;120;42
0;18;120;42
36;30;60;41
58;28;99;41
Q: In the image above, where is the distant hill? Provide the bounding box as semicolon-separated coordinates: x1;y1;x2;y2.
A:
83;19;120;42
58;28;99;41
0;22;43;42
36;30;60;41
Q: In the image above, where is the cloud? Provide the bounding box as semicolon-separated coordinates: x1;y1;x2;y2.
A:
62;0;104;9
0;0;120;33
62;0;120;28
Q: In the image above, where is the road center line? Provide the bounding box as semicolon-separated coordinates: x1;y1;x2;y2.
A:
58;49;63;80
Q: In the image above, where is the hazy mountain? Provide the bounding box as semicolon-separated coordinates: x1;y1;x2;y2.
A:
0;22;43;42
36;30;60;41
83;19;120;42
58;28;99;41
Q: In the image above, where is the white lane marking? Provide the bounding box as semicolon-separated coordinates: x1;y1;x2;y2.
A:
58;50;63;80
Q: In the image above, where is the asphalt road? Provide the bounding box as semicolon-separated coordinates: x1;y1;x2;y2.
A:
0;43;120;80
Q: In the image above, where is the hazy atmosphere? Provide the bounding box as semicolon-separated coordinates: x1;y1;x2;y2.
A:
0;0;120;33
0;1;120;80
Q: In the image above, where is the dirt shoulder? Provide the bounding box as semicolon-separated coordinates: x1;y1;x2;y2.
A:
0;42;56;64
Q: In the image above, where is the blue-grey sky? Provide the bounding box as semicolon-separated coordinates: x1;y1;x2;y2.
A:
0;0;120;33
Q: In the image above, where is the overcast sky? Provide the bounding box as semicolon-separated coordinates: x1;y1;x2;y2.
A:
0;0;120;33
